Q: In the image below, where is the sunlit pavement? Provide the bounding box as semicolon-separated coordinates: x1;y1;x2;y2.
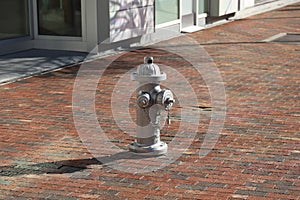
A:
0;3;299;199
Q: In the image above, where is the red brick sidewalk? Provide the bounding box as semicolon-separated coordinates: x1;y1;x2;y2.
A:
0;3;299;200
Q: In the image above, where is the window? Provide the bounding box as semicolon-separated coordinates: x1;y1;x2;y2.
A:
198;0;208;14
0;0;30;40
155;0;179;25
37;0;82;37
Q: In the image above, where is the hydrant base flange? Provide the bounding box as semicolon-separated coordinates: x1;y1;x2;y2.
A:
129;141;167;155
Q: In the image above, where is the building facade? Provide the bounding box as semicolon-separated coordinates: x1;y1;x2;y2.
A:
0;0;255;56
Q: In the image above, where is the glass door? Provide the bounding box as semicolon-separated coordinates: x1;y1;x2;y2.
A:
198;0;208;14
155;0;179;25
36;0;82;37
181;0;196;28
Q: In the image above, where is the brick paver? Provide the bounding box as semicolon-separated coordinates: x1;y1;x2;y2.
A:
1;3;300;200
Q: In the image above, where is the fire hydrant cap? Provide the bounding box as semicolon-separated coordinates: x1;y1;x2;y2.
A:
131;57;166;82
138;57;161;76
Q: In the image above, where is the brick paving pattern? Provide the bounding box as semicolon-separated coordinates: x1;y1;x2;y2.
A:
0;3;300;200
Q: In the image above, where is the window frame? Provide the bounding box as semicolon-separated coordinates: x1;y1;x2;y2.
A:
32;0;86;41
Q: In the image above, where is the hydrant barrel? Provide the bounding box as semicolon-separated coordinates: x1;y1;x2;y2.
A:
129;57;175;155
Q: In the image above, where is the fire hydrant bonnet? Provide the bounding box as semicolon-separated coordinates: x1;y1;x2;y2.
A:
131;57;166;82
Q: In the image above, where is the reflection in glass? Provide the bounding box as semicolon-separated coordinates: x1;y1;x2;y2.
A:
155;0;179;25
38;0;82;37
198;0;208;14
0;0;29;40
182;0;193;15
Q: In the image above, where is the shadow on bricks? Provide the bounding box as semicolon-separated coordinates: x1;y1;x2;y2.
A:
0;152;158;177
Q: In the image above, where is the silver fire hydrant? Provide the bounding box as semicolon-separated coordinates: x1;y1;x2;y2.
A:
129;57;175;155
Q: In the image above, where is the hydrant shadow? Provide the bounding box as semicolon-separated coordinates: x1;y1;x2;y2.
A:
0;151;159;177
97;151;162;165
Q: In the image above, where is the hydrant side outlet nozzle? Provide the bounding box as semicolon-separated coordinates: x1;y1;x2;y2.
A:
137;92;151;108
129;57;175;155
